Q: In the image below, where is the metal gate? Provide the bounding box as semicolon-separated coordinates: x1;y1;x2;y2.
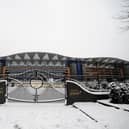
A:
7;69;65;103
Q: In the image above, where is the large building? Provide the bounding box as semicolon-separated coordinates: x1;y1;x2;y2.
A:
0;52;129;103
0;52;129;81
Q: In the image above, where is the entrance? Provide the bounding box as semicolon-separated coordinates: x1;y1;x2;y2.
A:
7;69;65;103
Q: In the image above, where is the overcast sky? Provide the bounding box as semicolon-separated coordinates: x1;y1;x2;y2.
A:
0;0;129;60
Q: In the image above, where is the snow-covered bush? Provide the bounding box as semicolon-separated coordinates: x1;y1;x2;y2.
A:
110;82;129;104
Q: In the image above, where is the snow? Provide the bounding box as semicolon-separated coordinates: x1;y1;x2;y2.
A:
97;99;129;111
0;102;105;129
0;101;129;129
74;102;129;129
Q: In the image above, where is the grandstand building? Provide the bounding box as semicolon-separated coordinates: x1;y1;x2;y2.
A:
0;52;129;103
0;52;129;82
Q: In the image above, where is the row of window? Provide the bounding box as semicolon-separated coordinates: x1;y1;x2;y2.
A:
6;54;67;61
6;61;66;67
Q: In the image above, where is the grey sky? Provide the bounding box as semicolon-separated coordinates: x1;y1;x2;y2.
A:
0;0;129;60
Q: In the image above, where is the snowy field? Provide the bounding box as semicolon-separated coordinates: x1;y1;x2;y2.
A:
0;102;129;129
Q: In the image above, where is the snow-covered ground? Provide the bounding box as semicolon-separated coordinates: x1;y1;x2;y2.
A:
74;102;129;129
97;99;129;111
0;102;105;129
0;102;129;129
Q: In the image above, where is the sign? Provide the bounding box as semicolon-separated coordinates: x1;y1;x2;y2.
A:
69;89;81;96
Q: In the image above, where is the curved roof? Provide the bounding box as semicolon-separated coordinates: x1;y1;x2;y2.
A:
0;52;129;67
5;52;69;61
4;52;69;67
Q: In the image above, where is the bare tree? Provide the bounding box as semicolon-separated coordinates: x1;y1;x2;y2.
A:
119;0;129;30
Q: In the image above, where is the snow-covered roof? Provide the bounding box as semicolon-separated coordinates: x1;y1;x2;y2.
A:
0;52;129;67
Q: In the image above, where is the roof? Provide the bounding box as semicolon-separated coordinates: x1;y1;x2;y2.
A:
0;52;129;67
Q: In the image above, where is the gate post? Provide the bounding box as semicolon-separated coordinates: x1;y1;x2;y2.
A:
65;81;73;105
0;80;7;104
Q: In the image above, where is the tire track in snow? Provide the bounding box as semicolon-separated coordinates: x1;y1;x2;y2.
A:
72;104;98;123
72;104;109;129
